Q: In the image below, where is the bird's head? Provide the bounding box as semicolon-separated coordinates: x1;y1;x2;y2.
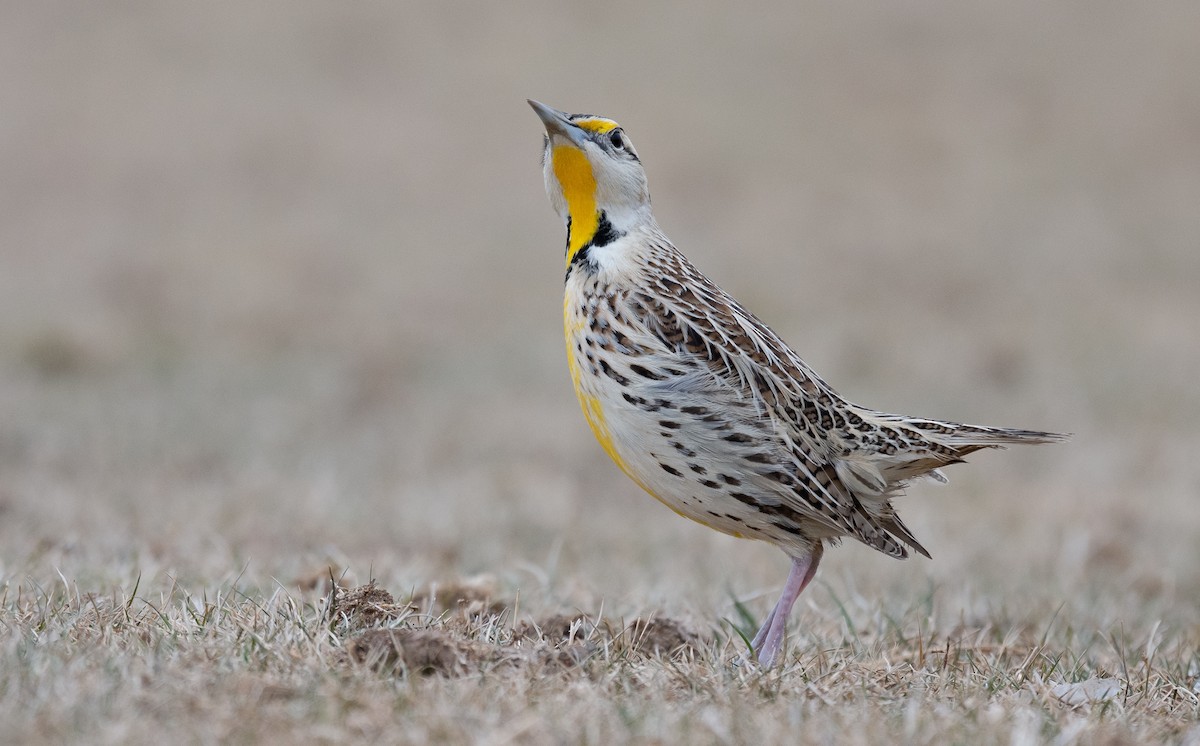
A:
529;100;650;265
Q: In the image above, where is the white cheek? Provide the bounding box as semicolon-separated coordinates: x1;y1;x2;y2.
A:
595;164;629;202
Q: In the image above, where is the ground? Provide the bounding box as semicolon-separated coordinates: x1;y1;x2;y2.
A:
1;1;1199;743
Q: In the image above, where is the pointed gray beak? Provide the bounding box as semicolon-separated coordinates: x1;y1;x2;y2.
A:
528;99;586;146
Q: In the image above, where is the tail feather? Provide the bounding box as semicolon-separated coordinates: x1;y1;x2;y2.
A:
881;415;1070;449
880;513;931;559
928;424;1071;448
859;414;1068;486
838;412;1066;561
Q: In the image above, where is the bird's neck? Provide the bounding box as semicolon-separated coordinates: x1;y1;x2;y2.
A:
551;145;651;268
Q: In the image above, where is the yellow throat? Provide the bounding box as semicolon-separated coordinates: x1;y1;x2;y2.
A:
551;145;599;268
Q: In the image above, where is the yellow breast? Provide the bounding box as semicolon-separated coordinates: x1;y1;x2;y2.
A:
563;292;629;474
562;291;699;524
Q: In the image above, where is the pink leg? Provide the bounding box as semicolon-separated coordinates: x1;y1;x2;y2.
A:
752;543;824;668
750;607;776;650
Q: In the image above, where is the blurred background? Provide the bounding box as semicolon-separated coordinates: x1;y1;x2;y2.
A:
1;1;1197;621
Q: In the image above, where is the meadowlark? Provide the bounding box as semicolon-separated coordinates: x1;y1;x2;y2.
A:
529;100;1066;668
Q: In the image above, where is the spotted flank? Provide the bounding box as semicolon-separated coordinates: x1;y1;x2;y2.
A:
529;100;1067;668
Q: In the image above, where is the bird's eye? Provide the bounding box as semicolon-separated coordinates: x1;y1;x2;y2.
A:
609;129;624;149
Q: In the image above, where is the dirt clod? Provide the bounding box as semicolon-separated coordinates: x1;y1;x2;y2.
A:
623;617;702;655
332;582;414;630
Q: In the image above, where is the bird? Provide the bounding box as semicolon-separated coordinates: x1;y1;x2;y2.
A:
528;99;1066;668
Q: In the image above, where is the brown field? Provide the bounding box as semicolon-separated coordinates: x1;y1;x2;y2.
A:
2;1;1198;743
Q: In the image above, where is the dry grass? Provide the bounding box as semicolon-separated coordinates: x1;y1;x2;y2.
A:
2;0;1199;743
4;569;1198;744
